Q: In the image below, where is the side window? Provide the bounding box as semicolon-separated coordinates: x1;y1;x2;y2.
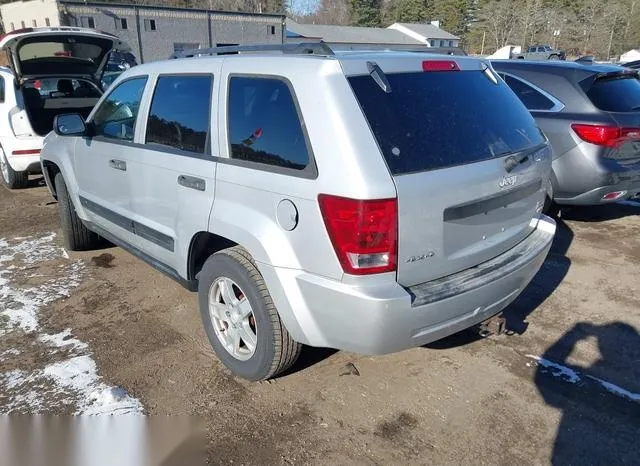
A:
145;75;212;155
0;77;4;103
528;47;536;53
504;75;556;111
537;47;545;53
228;76;309;171
92;77;147;141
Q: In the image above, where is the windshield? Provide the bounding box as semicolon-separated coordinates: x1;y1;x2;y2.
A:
13;35;114;77
19;41;104;62
348;70;545;175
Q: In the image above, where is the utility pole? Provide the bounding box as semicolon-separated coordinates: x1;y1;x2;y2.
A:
607;27;614;61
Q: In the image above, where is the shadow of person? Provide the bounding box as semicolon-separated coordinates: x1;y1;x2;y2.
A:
535;322;640;465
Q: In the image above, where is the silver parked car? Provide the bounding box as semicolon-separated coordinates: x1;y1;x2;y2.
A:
492;60;640;211
40;44;556;380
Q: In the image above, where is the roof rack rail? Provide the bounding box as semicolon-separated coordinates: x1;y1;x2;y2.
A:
169;42;334;59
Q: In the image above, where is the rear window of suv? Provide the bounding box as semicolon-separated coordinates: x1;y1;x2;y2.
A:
586;75;640;112
348;71;545;175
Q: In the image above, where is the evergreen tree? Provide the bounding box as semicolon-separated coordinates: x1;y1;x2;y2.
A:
350;0;382;26
385;0;432;24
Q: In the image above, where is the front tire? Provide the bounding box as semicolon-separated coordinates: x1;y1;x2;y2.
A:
0;146;28;189
198;246;301;381
54;173;100;251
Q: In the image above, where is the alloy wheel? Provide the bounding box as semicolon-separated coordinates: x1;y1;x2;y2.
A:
208;277;257;361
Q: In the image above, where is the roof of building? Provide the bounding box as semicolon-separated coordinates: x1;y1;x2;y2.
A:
58;1;284;19
391;22;459;40
285;19;424;45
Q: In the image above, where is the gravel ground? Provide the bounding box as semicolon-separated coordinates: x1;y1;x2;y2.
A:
0;179;638;465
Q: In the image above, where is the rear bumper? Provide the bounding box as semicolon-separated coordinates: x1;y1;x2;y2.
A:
1;137;43;173
553;143;640;205
556;182;640;205
262;214;556;355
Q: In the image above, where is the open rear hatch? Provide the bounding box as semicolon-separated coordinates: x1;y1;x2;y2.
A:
0;27;131;84
346;56;550;287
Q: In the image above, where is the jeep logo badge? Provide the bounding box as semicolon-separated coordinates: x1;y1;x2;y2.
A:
499;175;517;188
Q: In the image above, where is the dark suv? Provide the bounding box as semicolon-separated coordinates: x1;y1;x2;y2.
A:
492;60;640;210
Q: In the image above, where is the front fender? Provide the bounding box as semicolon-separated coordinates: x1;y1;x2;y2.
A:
41;135;86;217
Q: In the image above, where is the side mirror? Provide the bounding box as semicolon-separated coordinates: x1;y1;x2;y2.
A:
54;113;86;136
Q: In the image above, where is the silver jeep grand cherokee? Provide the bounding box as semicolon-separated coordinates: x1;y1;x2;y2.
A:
40;44;556;381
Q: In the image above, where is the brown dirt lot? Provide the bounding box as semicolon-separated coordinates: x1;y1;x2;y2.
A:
1;179;639;465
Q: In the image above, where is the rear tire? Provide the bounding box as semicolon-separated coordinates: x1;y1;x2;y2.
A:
198;246;301;381
54;172;100;251
0;146;28;189
549;54;560;60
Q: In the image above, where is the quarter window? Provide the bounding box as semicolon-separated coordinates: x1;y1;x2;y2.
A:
120;18;128;30
0;77;5;103
92;77;147;141
503;75;556;111
145;75;212;155
228;77;309;170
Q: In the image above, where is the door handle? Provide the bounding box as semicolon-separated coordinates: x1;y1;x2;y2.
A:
178;175;206;191
109;159;127;171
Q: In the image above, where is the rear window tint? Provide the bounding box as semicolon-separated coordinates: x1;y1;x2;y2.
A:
348;71;545;175
586;76;640;112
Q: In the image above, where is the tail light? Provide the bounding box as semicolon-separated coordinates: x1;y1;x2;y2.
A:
318;194;397;275
33;80;41;90
571;124;640;148
9;108;34;137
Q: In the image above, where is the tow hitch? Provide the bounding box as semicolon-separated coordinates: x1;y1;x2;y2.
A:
475;313;507;338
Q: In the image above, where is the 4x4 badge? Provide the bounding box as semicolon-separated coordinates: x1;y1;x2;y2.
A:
499;175;517;188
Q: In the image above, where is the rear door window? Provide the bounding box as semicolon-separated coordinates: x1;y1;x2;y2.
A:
227;76;310;170
502;74;556;111
585;75;640;112
145;75;212;155
348;70;545;175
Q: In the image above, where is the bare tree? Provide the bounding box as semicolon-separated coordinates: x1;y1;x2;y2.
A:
477;0;522;50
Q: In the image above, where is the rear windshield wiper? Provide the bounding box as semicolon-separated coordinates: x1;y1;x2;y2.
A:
367;61;391;93
504;143;546;172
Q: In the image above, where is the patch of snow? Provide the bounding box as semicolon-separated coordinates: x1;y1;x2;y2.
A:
0;234;143;415
1;369;33;390
0;348;20;362
526;355;640;402
39;328;88;352
527;355;581;384
44;356;142;415
586;375;640;402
